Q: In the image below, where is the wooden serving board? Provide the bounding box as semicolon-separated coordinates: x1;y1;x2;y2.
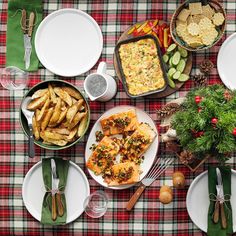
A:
113;20;193;99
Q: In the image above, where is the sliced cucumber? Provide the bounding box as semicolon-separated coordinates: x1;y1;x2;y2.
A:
172;51;181;66
178;46;188;58
177;59;186;73
168;78;176;88
168;68;176;78
169;57;174;67
163;54;169;63
167;43;177;54
178;73;190;82
173;71;181;80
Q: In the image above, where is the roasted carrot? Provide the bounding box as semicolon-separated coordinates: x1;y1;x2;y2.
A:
163;28;169;48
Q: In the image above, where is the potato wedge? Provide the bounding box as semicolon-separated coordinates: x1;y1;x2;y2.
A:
40;131;68;146
48;98;61;126
66;99;84;123
66;127;78;141
78;113;88;137
54;87;72;106
57;108;68;125
32;115;40;140
62;86;82;100
27;93;49;110
48;83;57;104
41;107;54;131
41;130;67;141
46;127;70;135
32;88;48;99
35;109;41;123
71;98;76;104
37;98;50;121
68;111;86;130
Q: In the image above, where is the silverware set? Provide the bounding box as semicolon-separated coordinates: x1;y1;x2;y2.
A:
51;159;64;220
213;168;227;229
126;157;174;211
21;9;35;69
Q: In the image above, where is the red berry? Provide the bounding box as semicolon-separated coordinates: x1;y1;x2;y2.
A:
233;128;236;136
198;107;202;113
197;131;204;137
211;118;218;124
195;96;201;104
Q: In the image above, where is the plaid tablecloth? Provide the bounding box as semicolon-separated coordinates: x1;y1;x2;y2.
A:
0;0;236;235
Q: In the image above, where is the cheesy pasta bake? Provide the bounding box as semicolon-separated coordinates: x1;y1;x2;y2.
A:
118;38;166;96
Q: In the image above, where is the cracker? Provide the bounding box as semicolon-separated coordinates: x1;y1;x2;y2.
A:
187;15;194;25
187;23;200;36
212;12;225;26
183;34;203;48
177;8;191;22
192;14;204;24
176;24;187;38
176;20;187;27
189;2;202;15
199;17;214;31
202;4;215;19
201;28;218;46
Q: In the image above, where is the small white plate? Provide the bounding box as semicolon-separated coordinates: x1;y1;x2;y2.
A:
22;161;90;224
187;169;236;232
217;33;236;90
35;9;103;77
85;105;159;190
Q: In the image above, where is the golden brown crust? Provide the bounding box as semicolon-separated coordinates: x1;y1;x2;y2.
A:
100;109;139;136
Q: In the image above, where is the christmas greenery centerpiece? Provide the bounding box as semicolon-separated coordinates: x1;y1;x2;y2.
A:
172;84;236;164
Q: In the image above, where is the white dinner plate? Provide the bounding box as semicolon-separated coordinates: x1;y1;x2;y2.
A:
22;161;90;224
217;32;236;90
85;105;159;190
35;9;103;77
187;169;236;232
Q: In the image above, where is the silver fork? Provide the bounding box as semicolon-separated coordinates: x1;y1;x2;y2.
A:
126;157;174;211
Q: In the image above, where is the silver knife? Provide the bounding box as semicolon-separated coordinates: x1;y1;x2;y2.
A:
25;12;35;70
216;168;227;229
51;159;64;218
51;159;58;221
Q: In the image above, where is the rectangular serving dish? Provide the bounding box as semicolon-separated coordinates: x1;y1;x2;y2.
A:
115;34;168;98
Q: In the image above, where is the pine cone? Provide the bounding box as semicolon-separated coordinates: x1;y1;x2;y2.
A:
192;74;208;87
178;150;195;165
199;59;214;74
156;103;181;119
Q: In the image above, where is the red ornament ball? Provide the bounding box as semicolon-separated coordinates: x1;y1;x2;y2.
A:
211;118;218;124
233;128;236;136
195;96;201;104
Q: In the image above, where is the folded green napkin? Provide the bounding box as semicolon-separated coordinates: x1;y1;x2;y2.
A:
41;158;69;225
6;0;43;71
207;166;233;236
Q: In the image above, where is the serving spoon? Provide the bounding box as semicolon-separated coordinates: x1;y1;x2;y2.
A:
21;97;35;158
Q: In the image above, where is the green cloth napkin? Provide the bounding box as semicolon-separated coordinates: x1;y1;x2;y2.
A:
41;158;69;225
6;0;43;71
207;166;233;236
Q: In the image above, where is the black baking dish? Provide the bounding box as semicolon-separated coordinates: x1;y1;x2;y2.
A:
115;34;168;98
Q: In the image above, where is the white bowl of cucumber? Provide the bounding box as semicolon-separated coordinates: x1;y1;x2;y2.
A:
162;43;191;88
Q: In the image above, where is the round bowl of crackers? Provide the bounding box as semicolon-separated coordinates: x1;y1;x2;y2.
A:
20;79;90;150
170;0;226;51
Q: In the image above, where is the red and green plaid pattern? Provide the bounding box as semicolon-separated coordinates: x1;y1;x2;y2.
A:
0;0;235;235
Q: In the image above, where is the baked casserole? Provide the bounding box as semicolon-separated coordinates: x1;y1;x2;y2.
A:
118;37;166;96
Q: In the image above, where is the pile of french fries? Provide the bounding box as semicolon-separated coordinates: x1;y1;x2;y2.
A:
27;83;88;146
